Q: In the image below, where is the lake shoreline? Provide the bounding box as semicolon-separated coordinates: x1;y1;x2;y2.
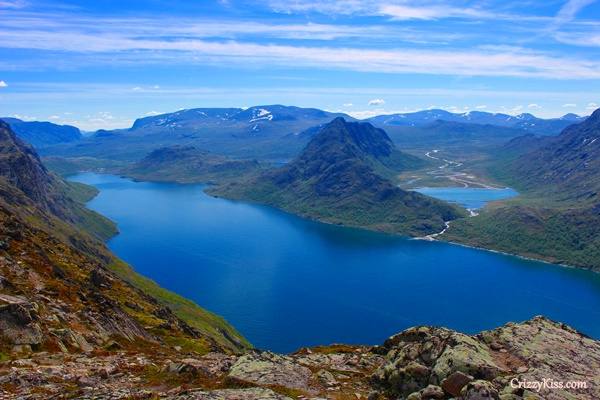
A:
68;172;600;350
89;172;592;273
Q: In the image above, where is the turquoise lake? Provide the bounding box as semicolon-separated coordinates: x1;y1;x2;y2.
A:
71;173;600;352
414;187;518;209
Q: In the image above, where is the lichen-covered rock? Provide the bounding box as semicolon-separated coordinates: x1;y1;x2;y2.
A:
172;388;292;399
460;380;500;400
372;317;600;400
228;351;312;391
372;326;504;398
1;318;598;400
420;384;445;399
431;334;503;382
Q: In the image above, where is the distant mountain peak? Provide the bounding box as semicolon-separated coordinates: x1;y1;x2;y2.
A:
307;117;394;160
212;116;463;236
560;113;582;121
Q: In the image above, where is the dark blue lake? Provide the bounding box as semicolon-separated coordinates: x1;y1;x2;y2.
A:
71;173;600;352
414;187;518;209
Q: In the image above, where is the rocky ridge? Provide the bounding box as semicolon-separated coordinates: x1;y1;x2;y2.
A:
2;317;598;399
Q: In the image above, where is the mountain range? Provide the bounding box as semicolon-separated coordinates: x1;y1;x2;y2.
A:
212;117;465;236
445;108;600;270
367;109;586;135
9;105;585;166
2;117;82;148
40;106;354;161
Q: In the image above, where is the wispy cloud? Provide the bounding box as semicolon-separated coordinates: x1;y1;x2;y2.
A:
554;31;600;47
563;103;577;107
368;98;385;106
1;26;600;79
266;0;549;22
0;0;27;8
0;80;7;87
547;0;598;45
379;4;491;21
555;0;597;25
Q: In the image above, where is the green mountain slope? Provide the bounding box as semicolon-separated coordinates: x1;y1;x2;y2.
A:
212;118;466;236
0;120;250;357
124;145;262;183
445;109;600;270
505;108;600;203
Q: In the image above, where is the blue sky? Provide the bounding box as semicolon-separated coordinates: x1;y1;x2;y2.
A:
0;0;599;130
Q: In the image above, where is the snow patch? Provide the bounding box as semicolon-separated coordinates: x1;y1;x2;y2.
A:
250;108;273;123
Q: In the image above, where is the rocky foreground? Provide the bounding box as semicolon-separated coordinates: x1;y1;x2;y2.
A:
2;316;598;399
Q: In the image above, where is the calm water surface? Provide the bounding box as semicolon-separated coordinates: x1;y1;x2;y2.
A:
414;187;518;209
71;173;600;352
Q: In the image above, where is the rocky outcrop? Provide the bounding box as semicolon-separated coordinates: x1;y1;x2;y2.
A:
228;351;313;391
372;316;600;400
0;294;43;351
2;317;598;399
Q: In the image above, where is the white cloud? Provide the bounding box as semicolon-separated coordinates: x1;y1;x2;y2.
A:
554;32;600;47
0;0;27;9
587;102;598;110
267;1;509;21
528;103;542;109
501;105;524;114
379;4;490;21
368;99;385;106
343;103;353;107
0;80;7;87
48;115;61;120
145;111;161;116
1;30;598;80
11;113;36;121
1;11;599;79
132;86;142;91
98;111;114;120
563;103;577;107
555;0;597;25
475;105;487;109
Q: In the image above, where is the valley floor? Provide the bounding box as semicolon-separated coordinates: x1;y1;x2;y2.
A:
398;149;503;190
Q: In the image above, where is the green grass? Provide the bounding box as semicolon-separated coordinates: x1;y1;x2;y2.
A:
108;259;251;352
59;180;119;241
42;156;127;176
64;181;99;203
445;199;600;271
